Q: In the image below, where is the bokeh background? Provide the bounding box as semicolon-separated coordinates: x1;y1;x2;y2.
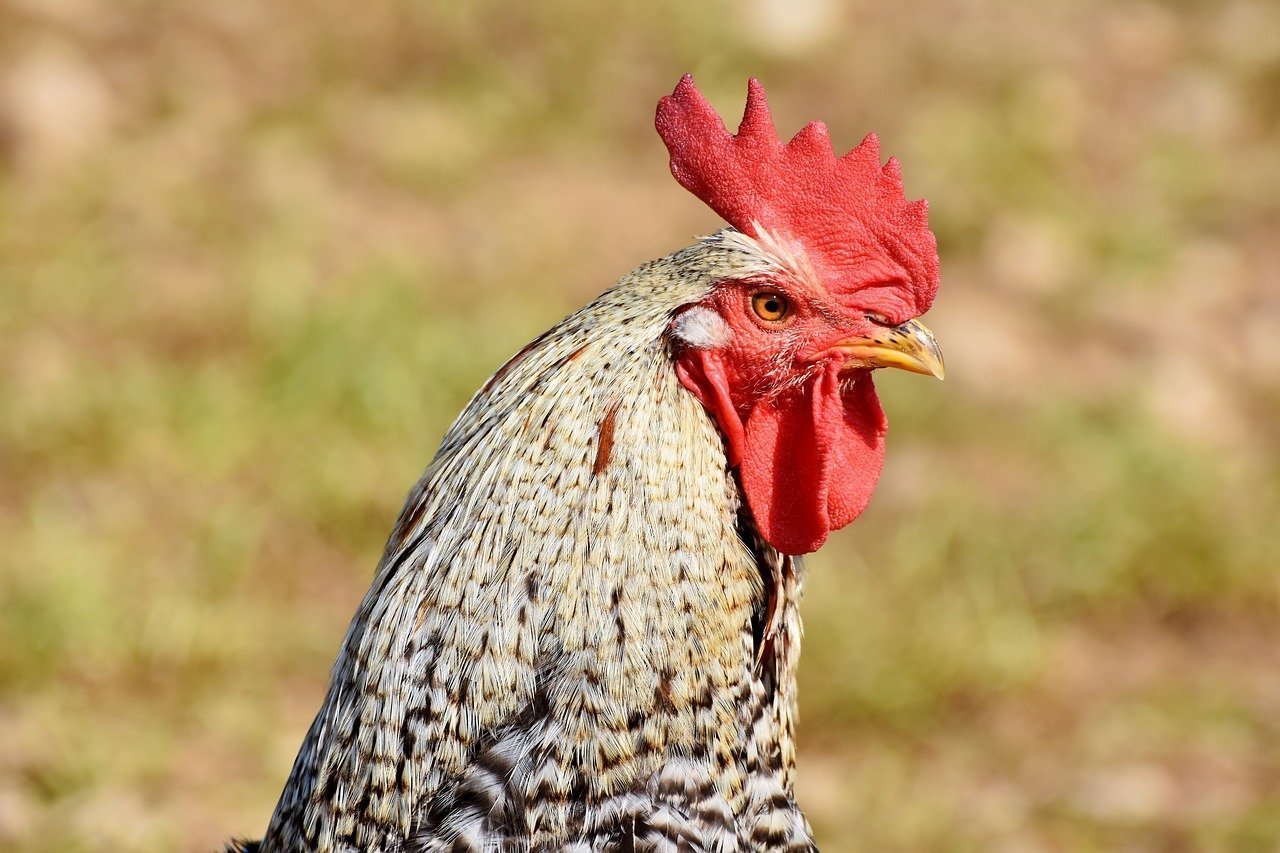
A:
2;0;1279;850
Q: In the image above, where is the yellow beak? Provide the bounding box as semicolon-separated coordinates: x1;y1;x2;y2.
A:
829;318;945;380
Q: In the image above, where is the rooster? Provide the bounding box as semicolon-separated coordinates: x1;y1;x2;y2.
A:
232;75;943;852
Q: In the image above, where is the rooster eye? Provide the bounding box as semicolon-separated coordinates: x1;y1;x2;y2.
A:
751;292;790;323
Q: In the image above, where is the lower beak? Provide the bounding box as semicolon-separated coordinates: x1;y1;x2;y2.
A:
829;318;945;380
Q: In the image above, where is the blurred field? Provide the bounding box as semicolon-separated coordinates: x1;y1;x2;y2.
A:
2;0;1279;850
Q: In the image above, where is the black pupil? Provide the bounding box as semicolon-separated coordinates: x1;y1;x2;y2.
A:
764;298;780;314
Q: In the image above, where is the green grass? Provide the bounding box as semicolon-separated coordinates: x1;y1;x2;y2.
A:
2;0;1279;849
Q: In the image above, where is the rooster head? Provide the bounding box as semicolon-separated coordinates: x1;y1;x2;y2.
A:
658;75;944;555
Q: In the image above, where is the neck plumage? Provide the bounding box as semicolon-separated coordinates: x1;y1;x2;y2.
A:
263;246;795;851
375;261;764;668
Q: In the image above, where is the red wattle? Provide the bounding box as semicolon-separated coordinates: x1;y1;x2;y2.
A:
677;352;887;555
740;362;886;554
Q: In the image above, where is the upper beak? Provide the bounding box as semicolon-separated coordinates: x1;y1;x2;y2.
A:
827;318;946;380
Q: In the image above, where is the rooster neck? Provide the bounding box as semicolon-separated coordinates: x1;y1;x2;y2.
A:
262;243;810;851
393;259;768;669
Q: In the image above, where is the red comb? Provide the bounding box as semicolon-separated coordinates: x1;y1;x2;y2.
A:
656;75;939;317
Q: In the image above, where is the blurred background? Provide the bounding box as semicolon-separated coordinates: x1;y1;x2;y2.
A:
2;0;1278;850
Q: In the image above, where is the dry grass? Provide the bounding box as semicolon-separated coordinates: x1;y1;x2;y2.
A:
2;0;1279;849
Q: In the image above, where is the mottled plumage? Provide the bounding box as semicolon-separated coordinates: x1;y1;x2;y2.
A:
241;237;814;852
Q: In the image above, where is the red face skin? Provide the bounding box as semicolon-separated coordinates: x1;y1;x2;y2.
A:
675;278;893;556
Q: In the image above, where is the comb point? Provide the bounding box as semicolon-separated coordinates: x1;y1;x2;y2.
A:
738;77;776;140
789;121;832;157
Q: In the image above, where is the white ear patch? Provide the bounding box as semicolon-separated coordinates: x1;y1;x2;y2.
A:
672;306;732;349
